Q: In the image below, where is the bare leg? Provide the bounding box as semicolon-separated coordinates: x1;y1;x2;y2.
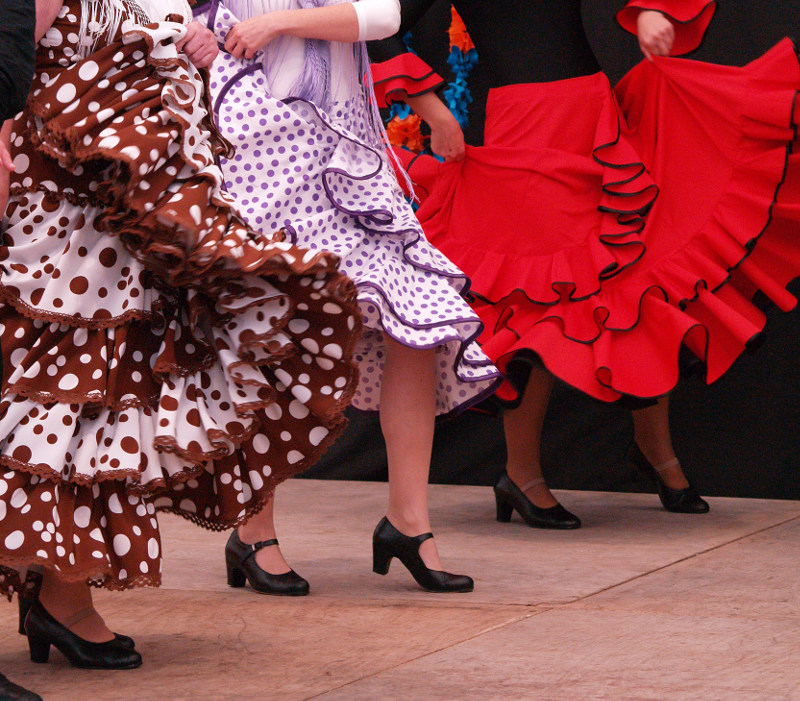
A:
236;494;291;575
380;336;443;570
37;572;114;643
503;367;559;508
632;396;690;489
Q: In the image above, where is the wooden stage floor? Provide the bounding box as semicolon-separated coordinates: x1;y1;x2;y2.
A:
4;479;800;700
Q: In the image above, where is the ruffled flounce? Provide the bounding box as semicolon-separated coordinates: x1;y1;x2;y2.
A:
200;2;502;415
616;0;716;56
0;16;361;595
411;74;658;317
480;41;800;403
371;53;446;109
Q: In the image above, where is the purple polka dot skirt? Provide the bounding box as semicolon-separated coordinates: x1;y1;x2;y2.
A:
201;3;502;415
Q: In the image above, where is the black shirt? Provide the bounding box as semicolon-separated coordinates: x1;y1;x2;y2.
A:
0;0;37;122
369;0;601;89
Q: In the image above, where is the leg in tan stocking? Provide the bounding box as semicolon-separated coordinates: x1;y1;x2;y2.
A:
631;397;690;490
237;494;291;575
503;367;559;508
380;336;443;571
37;573;114;643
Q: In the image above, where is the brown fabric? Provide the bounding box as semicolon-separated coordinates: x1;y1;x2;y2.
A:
0;0;362;598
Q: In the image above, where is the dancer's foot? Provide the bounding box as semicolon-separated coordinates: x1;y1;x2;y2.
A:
225;530;310;595
38;581;113;643
372;517;473;593
633;443;690;490
25;600;141;670
509;473;559;509
495;472;581;529
629;444;709;514
236;522;291;574
385;509;443;571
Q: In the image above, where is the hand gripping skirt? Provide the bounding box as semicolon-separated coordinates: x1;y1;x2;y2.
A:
194;0;502;416
0;5;361;595
407;41;800;404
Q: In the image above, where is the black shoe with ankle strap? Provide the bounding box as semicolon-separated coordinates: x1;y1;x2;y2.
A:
629;443;710;514
372;517;474;593
494;472;582;529
19;590;135;649
225;530;310;596
24;600;142;670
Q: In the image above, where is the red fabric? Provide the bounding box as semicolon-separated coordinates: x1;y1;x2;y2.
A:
407;42;800;403
371;53;445;108
617;0;716;55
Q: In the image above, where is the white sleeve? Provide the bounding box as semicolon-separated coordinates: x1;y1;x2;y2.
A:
352;0;401;42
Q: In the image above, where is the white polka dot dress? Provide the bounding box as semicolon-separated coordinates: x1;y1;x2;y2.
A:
195;0;502;416
0;0;361;597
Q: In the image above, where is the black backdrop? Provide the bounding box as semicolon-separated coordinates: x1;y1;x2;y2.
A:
303;1;800;500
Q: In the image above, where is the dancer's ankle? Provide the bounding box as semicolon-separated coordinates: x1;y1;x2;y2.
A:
237;521;277;545
385;509;432;537
506;466;559;508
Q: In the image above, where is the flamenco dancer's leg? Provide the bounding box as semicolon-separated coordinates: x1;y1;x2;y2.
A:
380;337;440;569
373;337;473;592
503;368;558;509
630;398;709;513
225;490;311;596
494;368;581;529
631;398;687;489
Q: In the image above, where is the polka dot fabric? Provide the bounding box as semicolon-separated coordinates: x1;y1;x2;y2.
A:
0;0;362;596
198;1;502;416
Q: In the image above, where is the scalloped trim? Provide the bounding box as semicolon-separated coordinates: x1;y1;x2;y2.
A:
481;42;800;402
371;53;446;108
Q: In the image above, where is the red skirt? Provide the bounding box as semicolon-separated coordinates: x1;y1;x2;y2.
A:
408;40;800;403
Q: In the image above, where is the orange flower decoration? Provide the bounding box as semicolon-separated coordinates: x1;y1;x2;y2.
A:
448;6;474;53
386;114;425;152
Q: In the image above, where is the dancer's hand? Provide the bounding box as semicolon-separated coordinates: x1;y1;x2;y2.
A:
225;13;285;60
177;21;219;68
405;93;465;163
0;141;13;216
637;10;675;60
429;110;465;163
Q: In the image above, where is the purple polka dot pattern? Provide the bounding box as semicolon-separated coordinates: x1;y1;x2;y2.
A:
203;3;502;416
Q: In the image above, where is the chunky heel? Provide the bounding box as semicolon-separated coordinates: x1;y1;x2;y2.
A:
28;634;51;664
226;560;247;588
372;544;392;575
495;494;514;523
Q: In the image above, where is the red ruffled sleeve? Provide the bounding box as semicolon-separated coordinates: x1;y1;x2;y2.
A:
617;1;716;55
371;53;445;108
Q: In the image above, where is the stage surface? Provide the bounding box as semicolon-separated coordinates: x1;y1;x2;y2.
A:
4;479;800;700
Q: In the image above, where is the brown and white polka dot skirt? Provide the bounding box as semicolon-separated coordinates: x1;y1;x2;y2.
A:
0;1;361;597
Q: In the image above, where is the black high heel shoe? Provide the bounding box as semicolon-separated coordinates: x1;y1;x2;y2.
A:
372;517;474;593
225;530;310;596
494;472;582;529
629;443;710;514
24;600;142;670
19;591;136;649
